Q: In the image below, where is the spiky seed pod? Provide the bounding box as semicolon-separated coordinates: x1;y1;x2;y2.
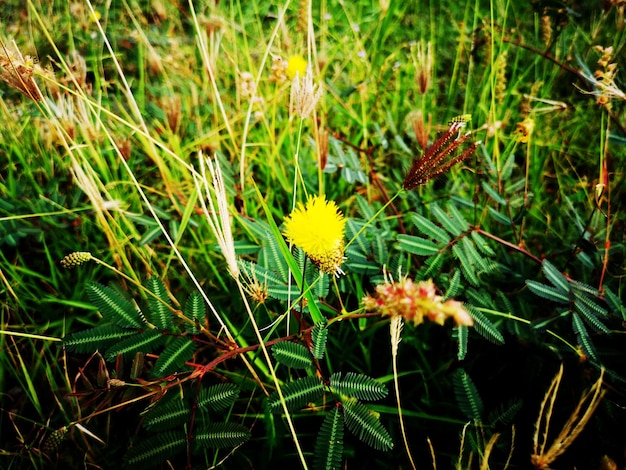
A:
60;252;92;268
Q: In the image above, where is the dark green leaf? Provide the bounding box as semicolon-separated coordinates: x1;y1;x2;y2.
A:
342;399;393;451
397;234;440;256
330;372;388;402
87;282;143;328
272;342;313;369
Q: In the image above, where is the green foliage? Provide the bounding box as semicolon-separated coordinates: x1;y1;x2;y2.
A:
272;341;313;369
267;376;325;412
329;372;388;402
3;1;626;469
145;276;174;330
342;399;393;451
63;325;137;353
124;431;187;469
310;321;329;360
152;336;197;377
194;422;252;449
313;407;344;470
453;369;484;421
87;282;144;328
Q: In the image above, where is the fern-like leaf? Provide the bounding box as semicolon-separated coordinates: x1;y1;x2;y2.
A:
487;399;523;428
124;430;186;468
142;397;190;432
63;325;137;353
342;399;393;451
447;202;470;232
396;234;441;256
444;269;462;300
184;291;206;334
145;277;173;331
152;336;196;378
470;230;495;256
262;230;289;282
311;321;329;360
431;203;464;237
573;291;608;318
104;330;166;362
466;305;505;345
194;422;251;449
409;212;450;244
87;282;143;328
542;260;570;293
453;369;483;421
272;342;312;369
452;243;480;286
268;376;324;412
198;383;240;412
456;325;469;360
330;372;388;402
525;280;569;304
572;312;598;361
314;407;344;470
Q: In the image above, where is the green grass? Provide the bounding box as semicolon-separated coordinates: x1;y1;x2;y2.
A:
1;0;625;468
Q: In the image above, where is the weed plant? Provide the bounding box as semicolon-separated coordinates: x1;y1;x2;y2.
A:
1;1;625;469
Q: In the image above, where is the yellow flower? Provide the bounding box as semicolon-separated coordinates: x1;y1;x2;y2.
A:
283;195;347;276
514;117;535;143
286;55;307;80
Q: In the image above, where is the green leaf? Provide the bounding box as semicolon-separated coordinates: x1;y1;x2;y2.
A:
198;383;240;412
470;231;495;256
311;321;329;360
272;342;313;369
145;277;173;331
194;422;251;449
152;336;196;377
573;291;608;318
453;369;483;421
456;325;469;360
87;282;143;328
541;260;569;294
184;291;206;334
142;396;190;431
124;430;186;468
409;213;450;243
330;372;388;402
431;203;463;237
314;407;344;470
104;330;166;362
396;234;440;256
466;306;505;345
447;202;470;232
460;236;490;273
525;280;570;304
63;325;137;353
452;244;480;286
342;399;393;451
268;376;324;412
573;294;610;334
346;218;371;255
572;313;598;361
444;269;462;300
487;399;523;428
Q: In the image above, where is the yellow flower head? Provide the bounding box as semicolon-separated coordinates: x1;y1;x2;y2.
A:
286;55;307;80
283;195;347;276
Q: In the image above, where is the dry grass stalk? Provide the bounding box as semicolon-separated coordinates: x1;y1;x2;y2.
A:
0;40;51;101
531;364;606;469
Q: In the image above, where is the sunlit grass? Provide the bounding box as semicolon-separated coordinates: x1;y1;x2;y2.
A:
1;0;625;468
